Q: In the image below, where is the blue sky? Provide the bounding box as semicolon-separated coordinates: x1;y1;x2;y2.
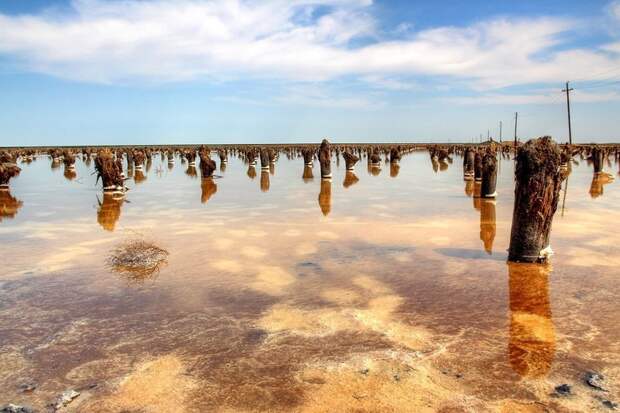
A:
0;0;619;146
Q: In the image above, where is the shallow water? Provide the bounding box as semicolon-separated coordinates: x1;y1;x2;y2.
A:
1;151;619;412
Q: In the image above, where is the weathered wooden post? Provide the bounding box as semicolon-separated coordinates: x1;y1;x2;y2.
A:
463;148;475;180
302;149;314;167
260;149;270;171
95;150;126;194
480;151;498;198
1;157;23;189
199;149;216;178
474;151;482;181
185;150;196;167
342;151;359;171
508;137;562;263
318;179;331;216
389;147;401;164
591;146;603;174
508;262;555;378
319;139;332;179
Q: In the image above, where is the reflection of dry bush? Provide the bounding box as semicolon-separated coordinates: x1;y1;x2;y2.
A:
107;239;169;283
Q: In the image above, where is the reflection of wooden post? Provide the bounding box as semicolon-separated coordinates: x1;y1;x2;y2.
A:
390;162;400;177
480;199;496;254
480;152;497;198
247;165;256;180
201;177;217;204
508;262;555;378
508;137;562;263
318;179;331;216
464;180;474;197
302;165;314;183
260;170;270;192
343;171;359;188
97;193;124;231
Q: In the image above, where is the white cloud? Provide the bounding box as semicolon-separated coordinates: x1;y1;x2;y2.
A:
0;0;618;90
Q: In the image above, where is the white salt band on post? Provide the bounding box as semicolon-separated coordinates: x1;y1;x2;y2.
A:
484;191;497;198
539;245;554;260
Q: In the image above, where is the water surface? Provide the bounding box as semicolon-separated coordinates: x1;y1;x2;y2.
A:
1;151;619;412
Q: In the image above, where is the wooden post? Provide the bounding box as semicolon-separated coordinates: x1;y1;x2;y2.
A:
199;149;216;178
260;149;270;170
480;152;498;198
463;148;475;180
508;137;562;263
474;151;482;181
342;151;359;171
591;146;603;174
319;139;332;179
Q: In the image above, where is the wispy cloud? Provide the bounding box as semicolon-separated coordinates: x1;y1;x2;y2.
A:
0;0;618;92
447;89;620;105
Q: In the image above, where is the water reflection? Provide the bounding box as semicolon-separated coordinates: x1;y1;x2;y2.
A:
343;171;359;188
247;165;257;180
464;180;474;197
201;178;218;203
589;173;614;198
186;165;198;178
97;193;124;232
302;165;314;183
508;262;555;378
260;170;270;192
134;169;147;184
479;199;496;254
390;162;400;178
0;189;23;222
318;179;331;216
63;165;77;181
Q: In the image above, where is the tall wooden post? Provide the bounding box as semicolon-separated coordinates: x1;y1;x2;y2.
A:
508;137;562;263
480;152;498;198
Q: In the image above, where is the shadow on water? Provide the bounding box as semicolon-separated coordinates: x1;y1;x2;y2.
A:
435;248;507;261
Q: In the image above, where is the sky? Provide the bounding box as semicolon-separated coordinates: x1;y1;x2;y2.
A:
0;0;619;146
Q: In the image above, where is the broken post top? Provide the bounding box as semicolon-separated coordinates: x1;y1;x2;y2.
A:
514;136;561;184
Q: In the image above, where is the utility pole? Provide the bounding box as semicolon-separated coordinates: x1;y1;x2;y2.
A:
562;81;574;145
514;112;518;150
499;121;502;142
487;129;490;141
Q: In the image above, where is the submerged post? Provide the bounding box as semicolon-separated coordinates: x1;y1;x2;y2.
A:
508;137;562;263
